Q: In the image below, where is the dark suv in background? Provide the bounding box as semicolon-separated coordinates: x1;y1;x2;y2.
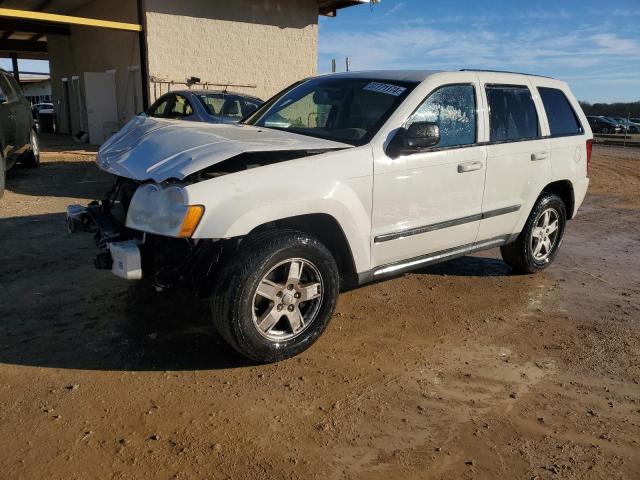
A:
0;69;39;199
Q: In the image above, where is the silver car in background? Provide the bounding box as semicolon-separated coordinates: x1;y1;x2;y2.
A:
146;90;263;124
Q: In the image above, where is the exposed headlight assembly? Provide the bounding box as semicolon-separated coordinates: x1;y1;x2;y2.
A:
126;183;204;238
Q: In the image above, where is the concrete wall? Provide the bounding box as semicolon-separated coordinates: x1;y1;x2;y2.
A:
144;0;318;102
48;0;143;136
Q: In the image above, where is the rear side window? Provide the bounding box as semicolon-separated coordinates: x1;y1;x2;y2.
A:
538;87;583;136
486;85;539;142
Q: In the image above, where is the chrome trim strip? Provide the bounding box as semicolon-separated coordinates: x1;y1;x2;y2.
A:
481;204;521;219
373;236;508;277
374;205;521;243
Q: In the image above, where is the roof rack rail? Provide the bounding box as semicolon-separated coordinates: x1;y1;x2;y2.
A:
460;69;555;79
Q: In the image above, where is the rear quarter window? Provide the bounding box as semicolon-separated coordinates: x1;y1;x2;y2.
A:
538;87;584;137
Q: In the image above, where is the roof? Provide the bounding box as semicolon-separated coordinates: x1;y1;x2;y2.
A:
320;70;441;82
321;69;559;82
163;90;263;101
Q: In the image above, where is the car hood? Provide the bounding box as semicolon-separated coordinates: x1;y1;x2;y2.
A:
97;116;352;182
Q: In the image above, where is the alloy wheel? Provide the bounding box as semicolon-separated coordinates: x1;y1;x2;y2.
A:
252;258;323;341
531;208;560;261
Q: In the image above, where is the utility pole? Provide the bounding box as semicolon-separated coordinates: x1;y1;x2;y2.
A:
346;57;351;72
331;58;336;73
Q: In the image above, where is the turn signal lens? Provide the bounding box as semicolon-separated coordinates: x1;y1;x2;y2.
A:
586;139;593;177
178;205;205;238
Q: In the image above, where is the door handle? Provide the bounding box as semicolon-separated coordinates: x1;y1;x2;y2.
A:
531;152;549;161
457;161;483;173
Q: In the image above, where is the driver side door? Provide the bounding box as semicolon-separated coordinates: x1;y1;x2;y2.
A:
371;81;487;269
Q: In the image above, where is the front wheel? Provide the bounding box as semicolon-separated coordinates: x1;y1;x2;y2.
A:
211;229;339;362
500;193;567;274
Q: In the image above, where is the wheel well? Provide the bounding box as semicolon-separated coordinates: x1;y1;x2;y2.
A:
250;213;357;281
543;180;575;219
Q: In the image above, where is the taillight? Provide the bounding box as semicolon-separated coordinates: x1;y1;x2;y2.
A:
586;139;593;177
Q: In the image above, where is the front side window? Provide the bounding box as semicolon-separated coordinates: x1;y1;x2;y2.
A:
486;85;539;142
407;84;476;148
538;87;583;137
244;77;417;145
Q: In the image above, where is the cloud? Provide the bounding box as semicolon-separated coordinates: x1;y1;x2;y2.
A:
319;23;640;75
384;2;405;17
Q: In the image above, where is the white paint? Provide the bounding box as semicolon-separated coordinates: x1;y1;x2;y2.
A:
84;72;119;145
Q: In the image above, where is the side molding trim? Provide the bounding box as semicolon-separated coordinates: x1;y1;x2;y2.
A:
374;205;521;243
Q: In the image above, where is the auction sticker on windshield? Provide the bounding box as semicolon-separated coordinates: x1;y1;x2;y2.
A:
363;82;407;96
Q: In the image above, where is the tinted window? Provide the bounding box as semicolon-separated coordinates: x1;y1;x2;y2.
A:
538;87;583;136
486;85;539;142
408;84;476;148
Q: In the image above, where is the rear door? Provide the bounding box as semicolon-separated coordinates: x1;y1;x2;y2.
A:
534;82;587;214
476;75;551;243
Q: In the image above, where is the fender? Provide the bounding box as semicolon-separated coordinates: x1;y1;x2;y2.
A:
184;146;374;273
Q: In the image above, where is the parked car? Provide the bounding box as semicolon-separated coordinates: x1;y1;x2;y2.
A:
587;116;622;134
31;102;54;133
610;117;640;134
0;69;39;199
146;90;263;124
67;70;591;362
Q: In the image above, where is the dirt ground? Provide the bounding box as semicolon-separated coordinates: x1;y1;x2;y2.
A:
0;140;638;479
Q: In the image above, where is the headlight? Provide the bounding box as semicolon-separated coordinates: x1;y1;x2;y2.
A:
126;183;204;238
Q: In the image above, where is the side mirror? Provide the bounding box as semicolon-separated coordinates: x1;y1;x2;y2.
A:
388;121;440;157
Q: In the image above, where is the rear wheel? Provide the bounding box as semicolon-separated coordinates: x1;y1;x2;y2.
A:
211;229;339;362
500;193;566;274
21;129;40;168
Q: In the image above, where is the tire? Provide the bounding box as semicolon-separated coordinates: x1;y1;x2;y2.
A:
0;151;5;200
21;129;40;168
211;229;340;362
500;193;567;274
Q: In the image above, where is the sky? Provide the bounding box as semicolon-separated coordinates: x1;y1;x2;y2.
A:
2;1;637;103
318;0;640;103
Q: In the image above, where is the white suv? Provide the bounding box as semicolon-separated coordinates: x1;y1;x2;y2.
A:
67;70;592;362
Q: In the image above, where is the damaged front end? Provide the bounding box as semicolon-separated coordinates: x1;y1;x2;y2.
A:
66;177;225;295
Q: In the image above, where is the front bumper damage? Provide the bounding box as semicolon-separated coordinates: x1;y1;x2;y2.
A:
66;180;224;295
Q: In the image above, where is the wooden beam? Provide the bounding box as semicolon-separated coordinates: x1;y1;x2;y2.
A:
0;39;47;53
0;8;142;32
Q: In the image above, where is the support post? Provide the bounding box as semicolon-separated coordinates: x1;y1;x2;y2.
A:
10;52;19;81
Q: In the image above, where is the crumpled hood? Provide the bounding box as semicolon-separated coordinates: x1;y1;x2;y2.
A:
97;116;352;182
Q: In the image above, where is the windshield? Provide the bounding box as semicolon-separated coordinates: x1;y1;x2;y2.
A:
243;77;417;145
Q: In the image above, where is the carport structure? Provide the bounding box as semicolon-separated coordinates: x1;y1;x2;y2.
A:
0;0;372;144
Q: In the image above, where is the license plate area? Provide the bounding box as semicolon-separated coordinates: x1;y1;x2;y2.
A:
108;240;143;280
